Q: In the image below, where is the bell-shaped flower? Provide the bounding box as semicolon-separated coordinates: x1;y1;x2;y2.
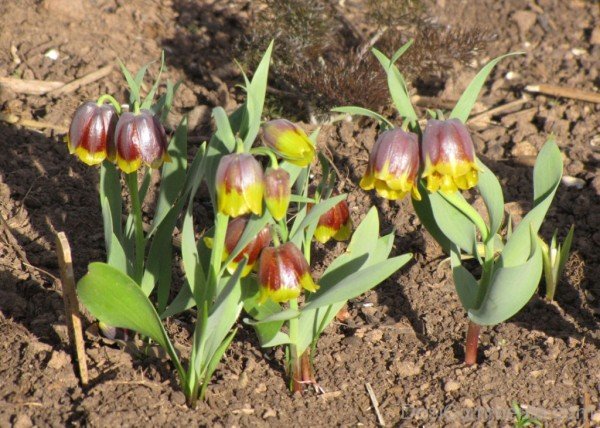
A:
204;216;271;277
314;200;353;244
261;119;316;167
421;118;481;193
216;153;264;217
257;242;318;304
264;168;291;221
114;110;171;173
67;102;117;166
360;128;421;200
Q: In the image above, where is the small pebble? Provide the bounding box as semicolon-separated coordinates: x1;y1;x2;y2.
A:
562;176;585;189
444;380;460;393
44;48;59;60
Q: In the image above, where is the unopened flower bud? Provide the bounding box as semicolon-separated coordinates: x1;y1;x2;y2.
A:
261;119;316;167
264;168;291;221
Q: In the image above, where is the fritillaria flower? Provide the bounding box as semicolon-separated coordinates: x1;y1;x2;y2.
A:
314;200;352;244
360;128;421;201
114;110;171;173
264;168;291;221
261;119;316;167
421;118;480;193
258;242;318;304
204;216;271;277
67;102;117;166
216;153;264;217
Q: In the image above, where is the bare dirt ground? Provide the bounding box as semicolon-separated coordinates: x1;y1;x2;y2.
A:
0;0;599;426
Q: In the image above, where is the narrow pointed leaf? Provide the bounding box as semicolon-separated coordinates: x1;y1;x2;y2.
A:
450;52;523;123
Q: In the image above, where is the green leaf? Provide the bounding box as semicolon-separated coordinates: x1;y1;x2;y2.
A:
297;303;343;355
302;254;412;312
371;44;417;121
558;225;574;276
141;51;165;110
100;161;122;242
197;261;246;371
199;328;237;400
212;107;236;152
428;191;477;254
468;231;542;326
244;308;300;325
243;40;274;150
476;159;504;238
331;106;393;129
161;279;195;319
181;207;205;303
412;182;452;252
107;231;128;273
77;263;185;381
450;52;523;123
118;60;140;106
153;117;188;229
501;138;562;266
450;245;479;310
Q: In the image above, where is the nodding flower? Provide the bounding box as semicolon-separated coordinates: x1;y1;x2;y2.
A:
67;102;118;166
257;242;318;304
114;110;171;173
360;128;421;201
314;200;353;244
421;118;481;194
216;153;265;217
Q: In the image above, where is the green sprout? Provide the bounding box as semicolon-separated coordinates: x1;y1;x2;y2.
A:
539;225;574;301
512;401;544;427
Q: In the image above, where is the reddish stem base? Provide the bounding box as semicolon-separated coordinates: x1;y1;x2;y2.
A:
464;321;481;366
291;349;315;393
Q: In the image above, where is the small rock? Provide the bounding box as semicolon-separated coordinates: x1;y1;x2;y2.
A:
263;409;277;419
529;369;545;378
561;176;585;189
444;380;460;393
42;0;86;20
512;10;537;35
463;398;475;408
366;329;383;343
591;411;600;423
12;414;33;428
47;350;70;370
591;27;600;45
511;141;537;157
396;361;422;377
253;383;267;394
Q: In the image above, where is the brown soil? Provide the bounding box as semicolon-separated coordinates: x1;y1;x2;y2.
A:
1;0;599;426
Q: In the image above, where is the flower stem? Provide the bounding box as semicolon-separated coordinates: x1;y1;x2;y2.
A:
96;94;122;113
288;298;302;392
126;172;145;283
465;321;481;365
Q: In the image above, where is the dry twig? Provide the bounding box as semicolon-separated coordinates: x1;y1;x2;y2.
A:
525;84;600;103
0;76;63;95
47;64;113;97
365;383;386;426
55;232;89;387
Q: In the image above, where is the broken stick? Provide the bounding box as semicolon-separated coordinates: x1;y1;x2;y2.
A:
47;64;113;97
55;232;88;386
525;84;600;104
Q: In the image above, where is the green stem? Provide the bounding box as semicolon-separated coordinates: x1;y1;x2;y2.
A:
439;191;490;242
288;298;301;392
278;218;289;242
133;100;141;115
126;172;145;283
96;94;122;114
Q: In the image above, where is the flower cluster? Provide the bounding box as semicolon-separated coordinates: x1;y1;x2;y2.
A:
360;118;480;199
67;100;170;173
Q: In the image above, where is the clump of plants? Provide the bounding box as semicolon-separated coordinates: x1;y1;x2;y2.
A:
336;40;564;365
66;44;411;404
241;0;493;112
